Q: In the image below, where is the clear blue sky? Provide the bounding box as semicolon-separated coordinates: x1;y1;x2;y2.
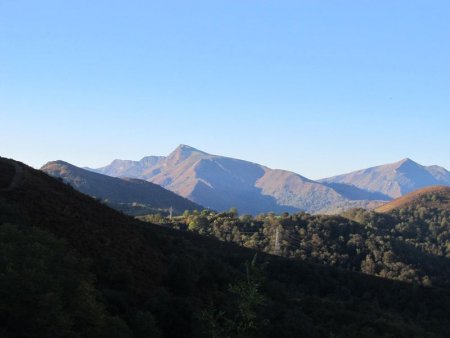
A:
1;0;449;179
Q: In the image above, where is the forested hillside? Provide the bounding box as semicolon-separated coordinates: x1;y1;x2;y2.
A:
145;187;450;288
375;185;450;212
1;157;450;337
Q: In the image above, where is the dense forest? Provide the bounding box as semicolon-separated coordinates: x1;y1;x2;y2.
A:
1;157;450;337
142;190;450;289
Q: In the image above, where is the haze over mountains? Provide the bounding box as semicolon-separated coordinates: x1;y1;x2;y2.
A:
74;144;449;215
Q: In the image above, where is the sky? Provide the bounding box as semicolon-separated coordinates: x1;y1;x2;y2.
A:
1;0;449;179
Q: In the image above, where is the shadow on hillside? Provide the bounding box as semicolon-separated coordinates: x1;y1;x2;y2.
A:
392;240;450;287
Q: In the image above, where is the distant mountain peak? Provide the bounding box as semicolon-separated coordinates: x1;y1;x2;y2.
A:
394;158;422;172
321;157;450;199
43;160;76;170
174;144;207;154
398;157;413;163
52;160;72;166
396;157;417;166
167;144;209;165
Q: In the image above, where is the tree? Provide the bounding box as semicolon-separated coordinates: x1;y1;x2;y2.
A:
229;207;238;218
202;255;267;337
0;223;108;337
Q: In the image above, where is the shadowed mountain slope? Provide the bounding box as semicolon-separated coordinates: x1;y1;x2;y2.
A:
41;160;203;215
321;182;391;201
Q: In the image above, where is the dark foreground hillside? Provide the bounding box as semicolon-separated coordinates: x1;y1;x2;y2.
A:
1;157;450;338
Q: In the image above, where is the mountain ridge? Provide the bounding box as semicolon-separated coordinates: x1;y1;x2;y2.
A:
41;160;204;215
88;145;386;214
320;158;450;198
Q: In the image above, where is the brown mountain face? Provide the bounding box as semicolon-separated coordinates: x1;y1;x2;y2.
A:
89;145;384;214
375;186;450;213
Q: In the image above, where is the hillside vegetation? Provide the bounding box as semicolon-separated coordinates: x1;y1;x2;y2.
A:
145;186;450;288
1;157;450;337
375;186;450;213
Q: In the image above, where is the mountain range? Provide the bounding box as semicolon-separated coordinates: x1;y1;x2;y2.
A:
67;144;448;215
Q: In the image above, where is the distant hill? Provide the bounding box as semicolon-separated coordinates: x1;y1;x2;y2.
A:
41;160;203;215
3;156;450;337
88;145;387;214
375;185;450;213
320;158;450;198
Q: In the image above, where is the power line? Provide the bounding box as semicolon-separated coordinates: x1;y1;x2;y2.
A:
274;227;281;255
